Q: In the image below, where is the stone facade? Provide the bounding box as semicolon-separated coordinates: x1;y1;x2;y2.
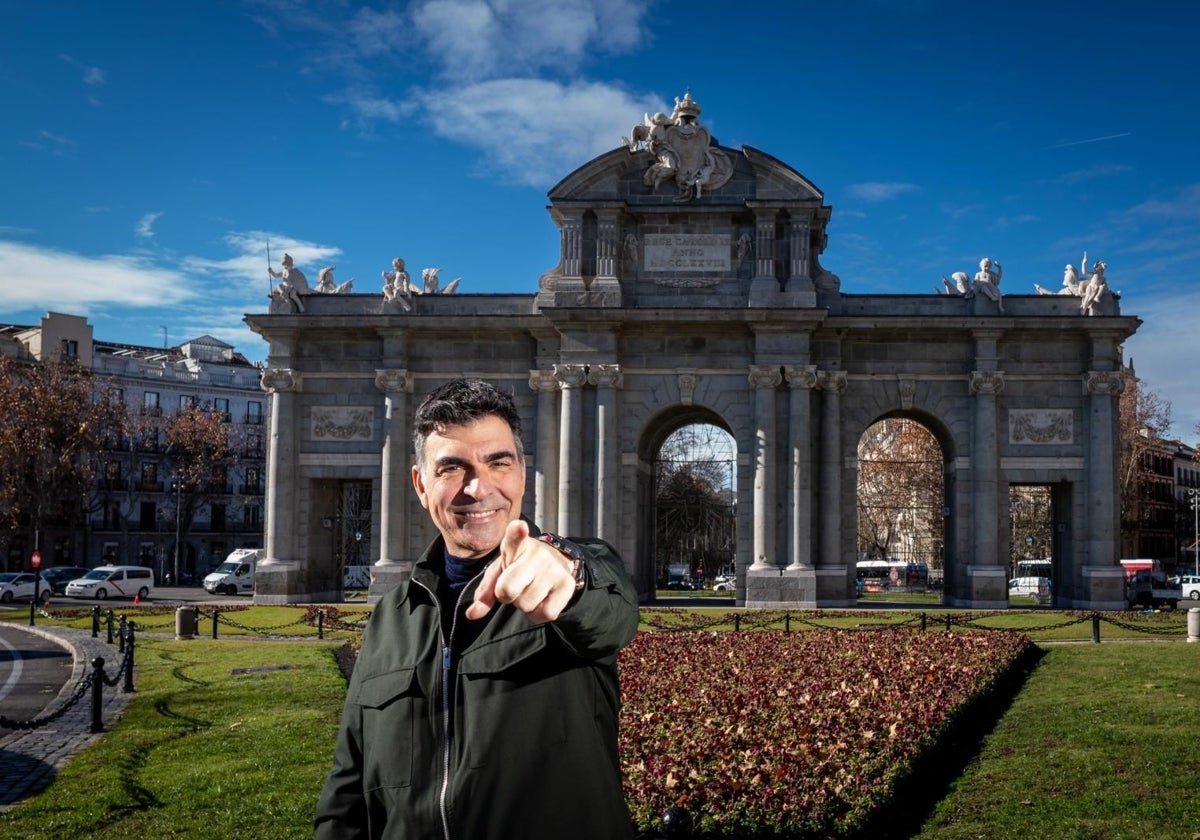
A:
246;103;1139;610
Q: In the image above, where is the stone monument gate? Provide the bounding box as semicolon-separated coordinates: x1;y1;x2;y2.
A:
246;93;1139;610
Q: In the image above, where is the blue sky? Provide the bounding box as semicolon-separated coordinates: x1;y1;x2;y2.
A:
3;0;1199;441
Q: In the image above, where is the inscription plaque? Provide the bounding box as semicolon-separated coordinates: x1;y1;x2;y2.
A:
643;234;730;272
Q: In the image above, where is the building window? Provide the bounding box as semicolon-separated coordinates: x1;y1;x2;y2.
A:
61;339;78;360
214;397;231;421
140;462;159;491
144;391;160;415
244;504;262;528
244;466;262;494
179;394;197;410
246;401;263;424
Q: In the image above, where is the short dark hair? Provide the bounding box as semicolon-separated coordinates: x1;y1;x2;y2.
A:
412;378;524;468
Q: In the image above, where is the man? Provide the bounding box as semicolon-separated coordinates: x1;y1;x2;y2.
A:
315;378;640;840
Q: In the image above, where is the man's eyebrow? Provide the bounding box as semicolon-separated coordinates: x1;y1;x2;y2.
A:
482;449;517;463
433;455;469;470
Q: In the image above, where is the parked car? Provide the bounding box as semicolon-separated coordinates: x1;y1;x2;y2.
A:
64;565;155;601
39;566;90;595
1179;574;1200;601
712;579;735;592
0;572;51;604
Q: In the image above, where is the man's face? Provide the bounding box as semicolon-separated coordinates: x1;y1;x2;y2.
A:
412;414;525;559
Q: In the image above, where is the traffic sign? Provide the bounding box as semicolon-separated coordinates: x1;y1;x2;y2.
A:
30;551;41;568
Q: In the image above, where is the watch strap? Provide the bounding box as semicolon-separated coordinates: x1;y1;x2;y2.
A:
540;533;588;591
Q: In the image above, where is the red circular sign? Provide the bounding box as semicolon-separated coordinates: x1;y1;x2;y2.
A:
31;551;41;569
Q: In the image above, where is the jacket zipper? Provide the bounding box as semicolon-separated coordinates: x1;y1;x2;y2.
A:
415;567;487;840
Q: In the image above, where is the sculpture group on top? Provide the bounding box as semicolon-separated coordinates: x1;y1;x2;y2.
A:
1033;252;1113;316
939;257;1005;312
268;253;463;314
936;252;1114;316
624;91;734;202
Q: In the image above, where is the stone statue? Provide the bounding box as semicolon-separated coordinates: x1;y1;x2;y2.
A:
939;271;973;296
268;253;310;313
1035;252;1088;296
624;91;734;202
736;233;753;269
973;257;1004;313
316;266;354;294
1079;258;1110;316
623;233;639;266
421;267;461;295
382;257;415;310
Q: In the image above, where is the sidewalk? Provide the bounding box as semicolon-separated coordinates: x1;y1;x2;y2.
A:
0;623;135;812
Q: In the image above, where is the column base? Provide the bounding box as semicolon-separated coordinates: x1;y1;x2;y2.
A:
368;561;414;604
743;567;853;608
1057;566;1127;612
252;560;331;605
944;565;1008;610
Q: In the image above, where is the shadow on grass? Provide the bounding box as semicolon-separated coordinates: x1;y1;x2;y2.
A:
849;643;1046;840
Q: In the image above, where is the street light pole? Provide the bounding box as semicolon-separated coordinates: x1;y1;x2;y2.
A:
1188;487;1199;577
174;478;182;586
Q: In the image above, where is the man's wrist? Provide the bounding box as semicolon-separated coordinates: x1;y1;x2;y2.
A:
539;533;588;591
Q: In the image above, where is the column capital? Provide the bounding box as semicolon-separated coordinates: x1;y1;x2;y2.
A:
553;363;588;388
816;370;847;393
1084;370;1125;395
748;364;782;390
529;368;558;392
783;364;818;390
374;368;413;394
588;363;623;388
260;367;299;393
970;370;1005;395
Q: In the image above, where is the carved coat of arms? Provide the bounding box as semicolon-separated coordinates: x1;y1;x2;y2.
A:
624;91;734;202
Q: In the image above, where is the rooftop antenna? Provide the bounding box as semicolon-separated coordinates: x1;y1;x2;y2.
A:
160;325;168;348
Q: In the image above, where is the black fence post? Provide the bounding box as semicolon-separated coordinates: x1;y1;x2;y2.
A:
1092;612;1101;643
123;622;136;693
91;657;105;733
318;609;325;640
661;805;693;839
784;611;790;632
733;614;741;632
920;612;928;631
118;615;127;654
105;609;115;644
212;607;219;640
944;615;952;631
91;605;101;638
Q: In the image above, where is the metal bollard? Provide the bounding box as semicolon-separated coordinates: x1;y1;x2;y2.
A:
91;657;106;733
118;615;127;653
212;607;220;639
318;609;325;640
1092;612;1101;643
106;609;115;644
92;605;101;638
661;805;693;839
944;614;951;631
784;611;790;632
920;612;928;631
733;614;741;632
123;623;136;693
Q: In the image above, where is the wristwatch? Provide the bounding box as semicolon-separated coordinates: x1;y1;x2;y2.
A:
540;533;588;591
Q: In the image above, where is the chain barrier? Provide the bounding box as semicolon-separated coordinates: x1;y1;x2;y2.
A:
0;621;135;733
1096;611;1188;636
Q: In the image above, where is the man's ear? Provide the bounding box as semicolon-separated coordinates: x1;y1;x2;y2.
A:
411;464;430;510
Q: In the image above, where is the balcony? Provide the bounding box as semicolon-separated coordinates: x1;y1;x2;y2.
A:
99;478;129;491
137;481;165;492
243;413;264;425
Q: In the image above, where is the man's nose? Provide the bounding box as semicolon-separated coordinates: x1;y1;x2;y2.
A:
463;472;491;498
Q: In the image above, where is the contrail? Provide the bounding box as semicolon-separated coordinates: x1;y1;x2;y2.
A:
1049;132;1132;149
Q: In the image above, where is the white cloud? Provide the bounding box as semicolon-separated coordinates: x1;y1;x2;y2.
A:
412;78;660;187
845;182;920;202
135;212;163;239
0;241;196;309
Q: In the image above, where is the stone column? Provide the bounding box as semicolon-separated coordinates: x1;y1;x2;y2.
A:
528;369;560;532
261;368;298;566
595;214;619;281
561;215;583;280
969;370;1005;572
555;363;588;536
816;370;846;566
749;365;782;569
373;369;412;567
1084;370;1124;566
788;217;811;281
753;216;776;281
589;364;623;544
784;365;817;569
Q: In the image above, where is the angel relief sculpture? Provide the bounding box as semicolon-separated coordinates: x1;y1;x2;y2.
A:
623;91;734;202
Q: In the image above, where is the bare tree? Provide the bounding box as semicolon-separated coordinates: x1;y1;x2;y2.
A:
856;419;944;570
1118;370;1172;554
654;424;736;584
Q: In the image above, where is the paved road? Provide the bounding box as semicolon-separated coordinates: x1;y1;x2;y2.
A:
0;624;134;811
0;624;73;723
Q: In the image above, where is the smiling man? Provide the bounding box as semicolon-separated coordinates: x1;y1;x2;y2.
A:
315;378;640;840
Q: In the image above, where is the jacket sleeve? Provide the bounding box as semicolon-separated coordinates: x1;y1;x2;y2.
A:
313;644;370;839
551;536;640;659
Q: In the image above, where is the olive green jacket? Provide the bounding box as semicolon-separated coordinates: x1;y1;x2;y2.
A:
314;525;640;840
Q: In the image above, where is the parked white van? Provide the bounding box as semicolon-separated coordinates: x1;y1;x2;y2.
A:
1008;576;1051;597
65;566;155;601
203;548;261;596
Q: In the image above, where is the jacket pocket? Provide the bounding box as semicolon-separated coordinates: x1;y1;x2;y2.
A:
459;631;568;769
352;667;419;790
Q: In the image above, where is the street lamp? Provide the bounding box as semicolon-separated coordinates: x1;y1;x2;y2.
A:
173;479;182;586
1188;487;1200;577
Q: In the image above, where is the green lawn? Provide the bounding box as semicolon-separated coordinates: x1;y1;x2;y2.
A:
3;609;1199;838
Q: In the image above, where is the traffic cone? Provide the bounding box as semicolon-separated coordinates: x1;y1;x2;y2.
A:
134;594;140;605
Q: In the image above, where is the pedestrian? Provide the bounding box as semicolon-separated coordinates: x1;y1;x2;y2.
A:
314;378;640;840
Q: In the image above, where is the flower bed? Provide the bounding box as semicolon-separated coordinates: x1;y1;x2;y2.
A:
619;628;1033;838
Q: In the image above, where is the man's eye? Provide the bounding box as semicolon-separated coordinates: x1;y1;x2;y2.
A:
437;464;462;476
